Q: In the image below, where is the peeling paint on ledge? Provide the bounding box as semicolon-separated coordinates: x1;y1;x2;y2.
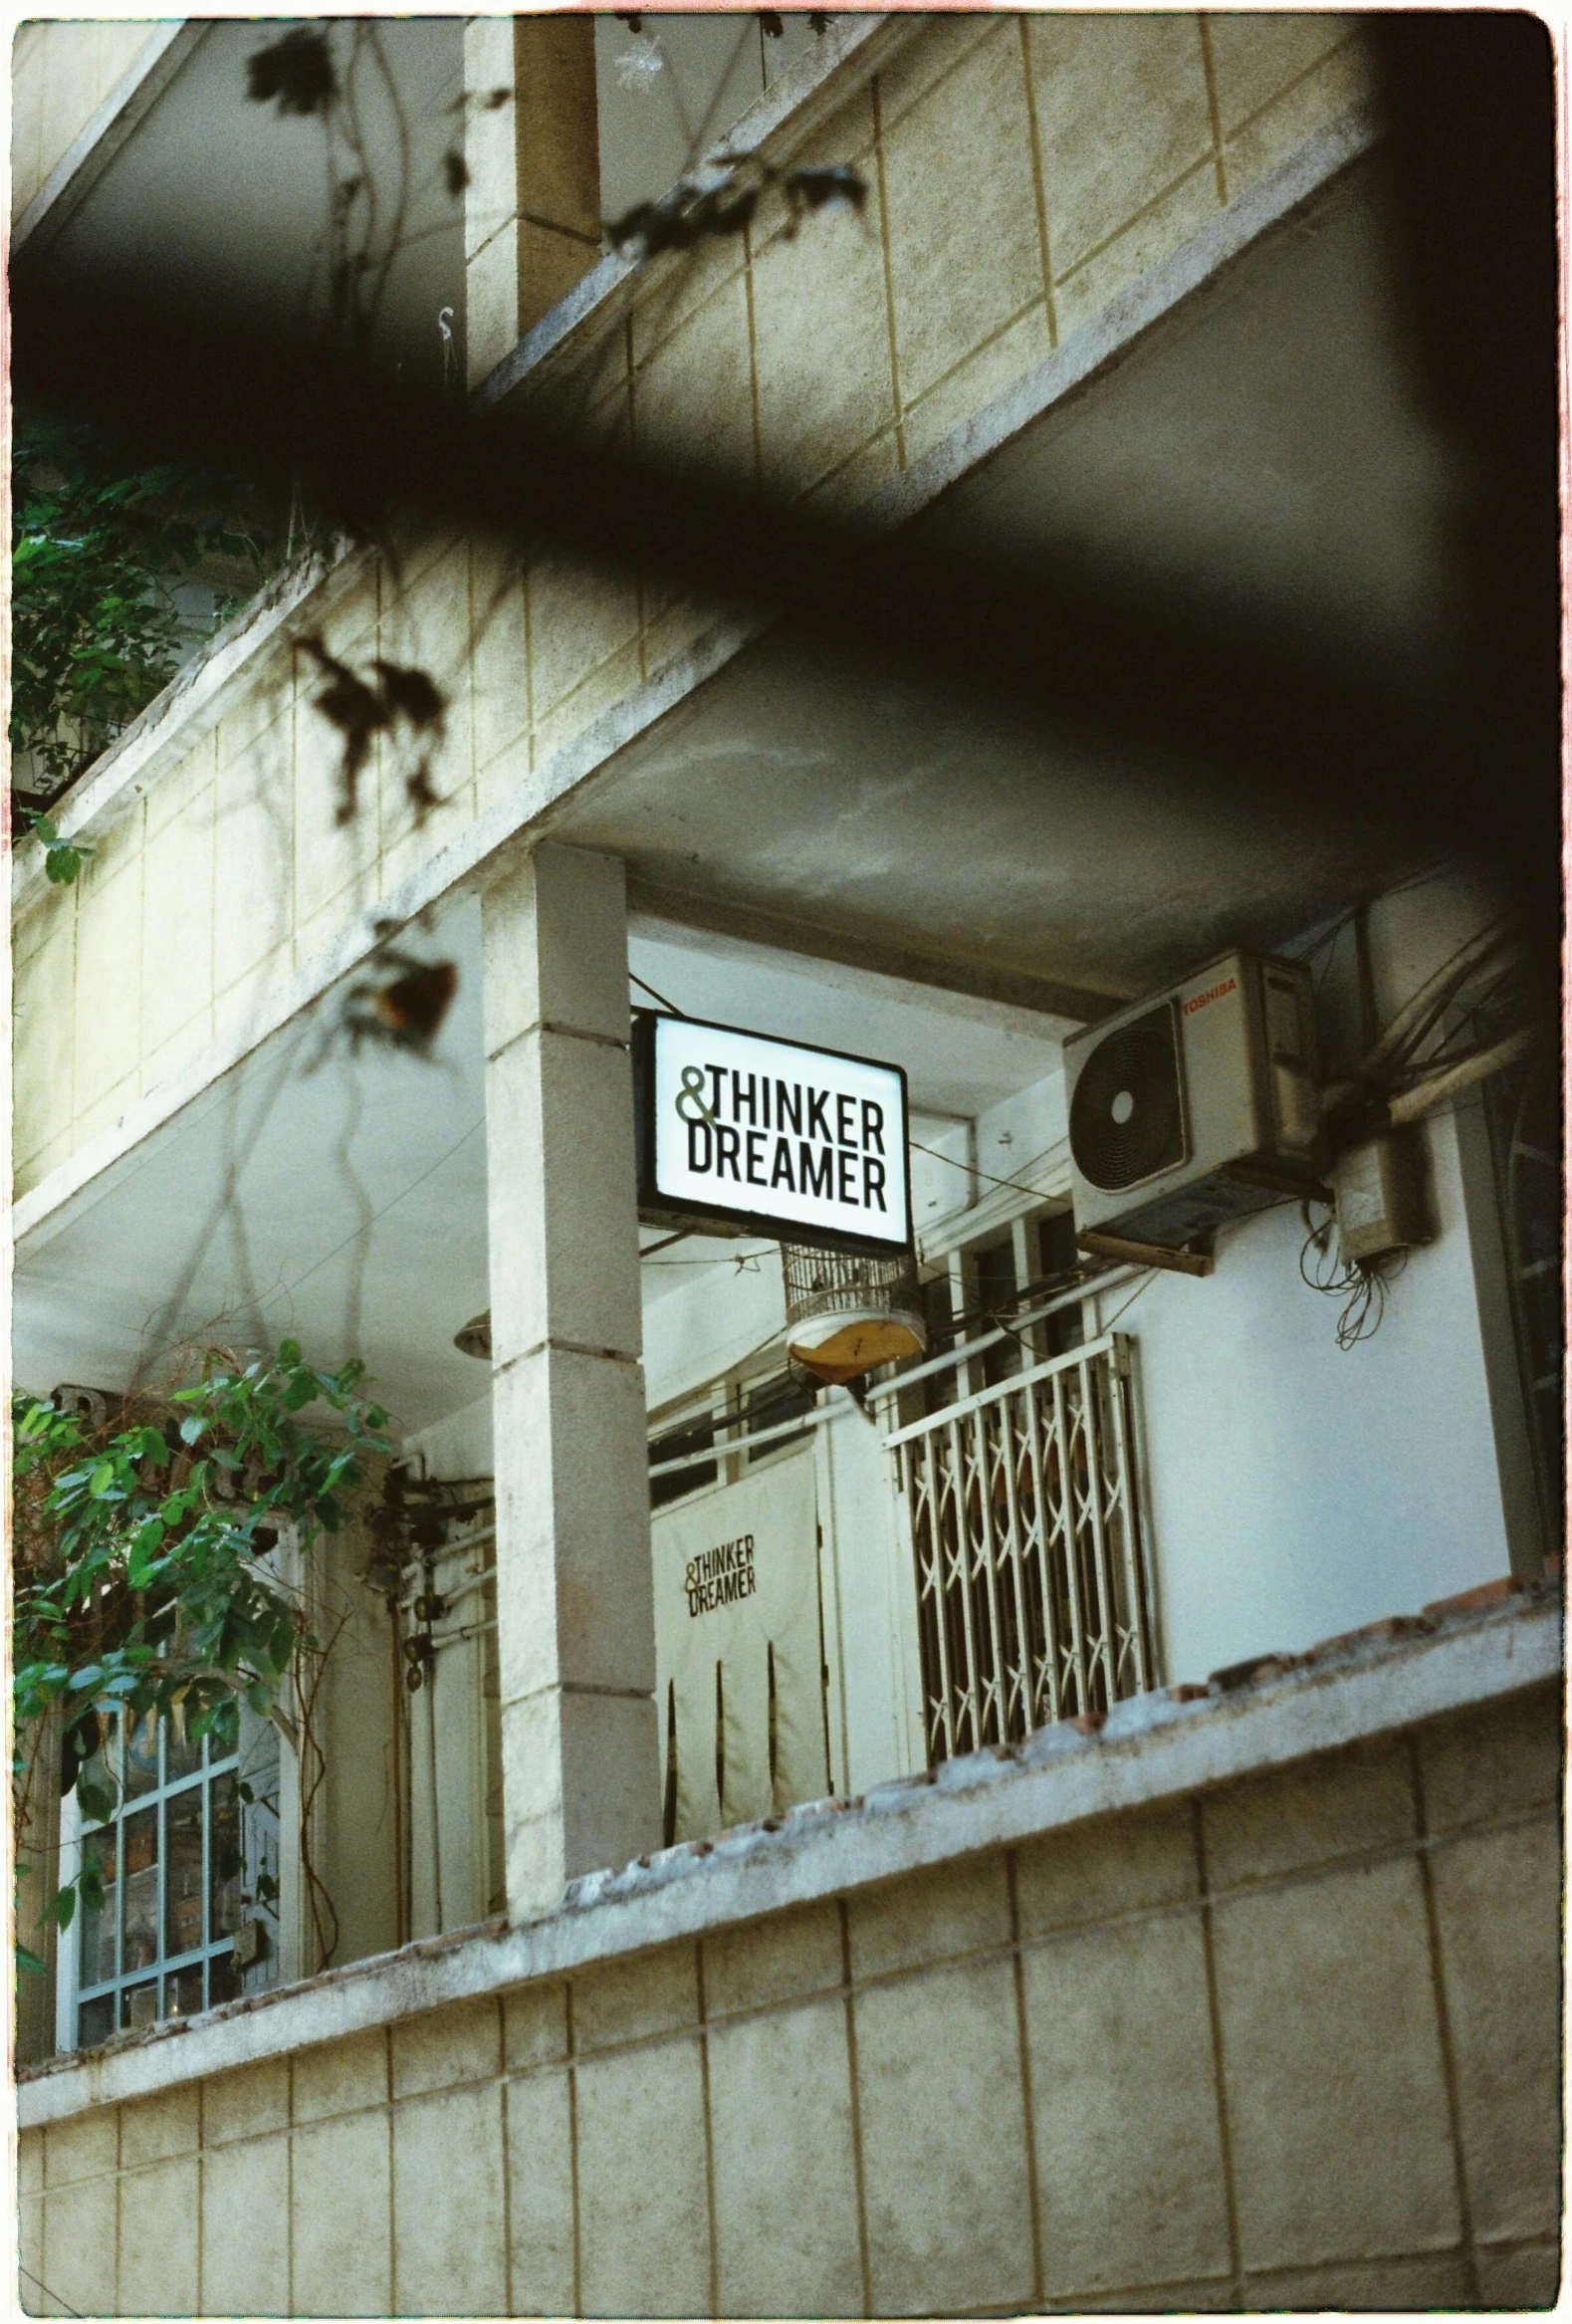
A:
18;1582;1561;2130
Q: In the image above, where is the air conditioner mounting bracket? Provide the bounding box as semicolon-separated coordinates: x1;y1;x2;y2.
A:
1076;1229;1215;1278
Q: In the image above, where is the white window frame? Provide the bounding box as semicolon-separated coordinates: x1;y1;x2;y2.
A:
55;1706;282;2054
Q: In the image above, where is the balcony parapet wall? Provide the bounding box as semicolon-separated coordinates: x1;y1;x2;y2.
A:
19;1577;1560;2133
18;1581;1562;2316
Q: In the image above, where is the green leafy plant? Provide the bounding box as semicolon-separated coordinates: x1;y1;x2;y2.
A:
9;419;272;811
23;813;95;886
12;1342;389;1968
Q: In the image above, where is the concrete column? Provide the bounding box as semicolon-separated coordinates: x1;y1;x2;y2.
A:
481;842;659;1916
463;16;601;388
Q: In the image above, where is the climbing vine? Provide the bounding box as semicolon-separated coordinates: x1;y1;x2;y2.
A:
12;1342;389;1971
9;418;274;824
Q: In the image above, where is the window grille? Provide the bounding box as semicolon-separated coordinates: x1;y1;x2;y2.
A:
73;1708;279;2047
884;1332;1156;1766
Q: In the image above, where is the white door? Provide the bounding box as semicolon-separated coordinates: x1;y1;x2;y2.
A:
651;1452;828;1840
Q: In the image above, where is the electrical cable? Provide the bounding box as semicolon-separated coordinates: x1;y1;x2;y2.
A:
1359;921;1511;1080
18;2264;83;2318
1388;1026;1536;1125
920;1255;1104;1348
908;1134;1068;1207
1286;862;1462;1001
1298;1197;1403;1348
1381;963;1520;1083
629;971;690;1017
1096;1269;1159;1335
1383;953;1527;1083
639;1241;779;1268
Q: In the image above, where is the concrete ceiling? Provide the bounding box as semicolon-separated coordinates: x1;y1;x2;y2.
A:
48;19;466;392
556;155;1464;1006
14;900;490;1434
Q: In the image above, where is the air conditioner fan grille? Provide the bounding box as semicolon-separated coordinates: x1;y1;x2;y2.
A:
1070;1004;1187;1192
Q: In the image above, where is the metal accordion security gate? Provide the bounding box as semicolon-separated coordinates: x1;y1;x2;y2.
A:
885;1333;1156;1767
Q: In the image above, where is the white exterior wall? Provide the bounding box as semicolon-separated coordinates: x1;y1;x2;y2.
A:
1084;867;1520;1683
1097;1104;1510;1687
404;1391;495;1483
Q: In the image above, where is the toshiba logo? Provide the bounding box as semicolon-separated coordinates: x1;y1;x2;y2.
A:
1183;976;1238;1017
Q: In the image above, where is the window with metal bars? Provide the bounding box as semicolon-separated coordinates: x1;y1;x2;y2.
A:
71;1708;279;2047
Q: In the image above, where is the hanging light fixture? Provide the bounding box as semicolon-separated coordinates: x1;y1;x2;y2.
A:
782;1244;926;1384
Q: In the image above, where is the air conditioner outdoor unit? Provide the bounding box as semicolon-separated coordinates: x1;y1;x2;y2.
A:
1065;950;1322;1252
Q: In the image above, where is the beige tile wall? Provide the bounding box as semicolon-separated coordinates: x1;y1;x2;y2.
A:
11;20;161;222
18;1679;1561;2318
13;13;1374;1195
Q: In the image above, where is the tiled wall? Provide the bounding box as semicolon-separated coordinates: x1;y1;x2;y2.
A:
10;20;161;222
19;1680;1561;2317
12;14;1373;1195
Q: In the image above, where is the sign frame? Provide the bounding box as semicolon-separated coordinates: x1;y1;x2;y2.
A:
632;1009;915;1259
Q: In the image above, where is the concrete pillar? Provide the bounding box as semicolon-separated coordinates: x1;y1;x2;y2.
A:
481;842;659;1916
464;16;601;388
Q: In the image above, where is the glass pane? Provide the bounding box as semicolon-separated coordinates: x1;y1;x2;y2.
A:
208;1951;241;2009
238;1713;283;1944
1038;1213;1085;1360
165;1710;203;1782
244;1713;281;1798
120;1981;158;2031
976;1240;1019;1385
742;1370;815;1459
164;1786;205;1959
79;1823;118;1986
165;1964;206;2020
76;1719;117;1817
123;1708;160;1797
649;1414;717;1509
121;1806;159;1975
78;1994;114;2048
209;1774;244;1940
921;1276;958;1417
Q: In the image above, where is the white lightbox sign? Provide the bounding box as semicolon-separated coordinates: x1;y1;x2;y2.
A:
634;1012;912;1255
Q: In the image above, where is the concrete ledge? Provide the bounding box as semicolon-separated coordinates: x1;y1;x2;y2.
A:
18;1585;1560;2129
876;99;1378;534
